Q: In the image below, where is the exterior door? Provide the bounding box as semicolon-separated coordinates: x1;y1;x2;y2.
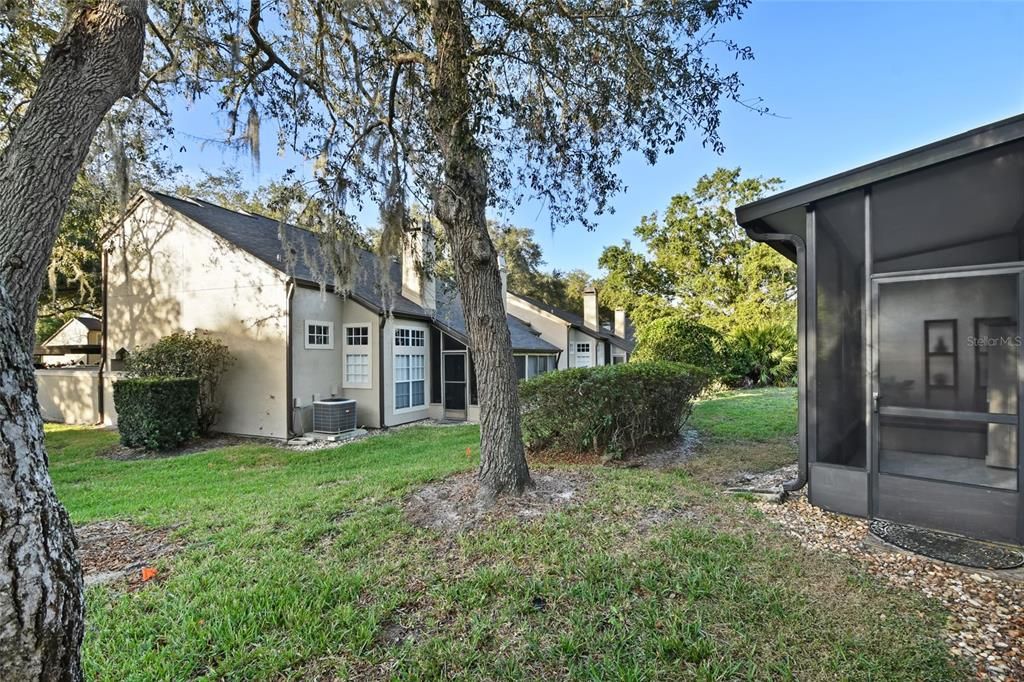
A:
442;352;468;421
871;267;1022;543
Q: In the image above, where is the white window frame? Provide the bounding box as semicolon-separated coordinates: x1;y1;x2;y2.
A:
393;325;427;412
514;353;558;380
573;341;592;368
304;320;334;350
611;352;627;365
342;323;372;388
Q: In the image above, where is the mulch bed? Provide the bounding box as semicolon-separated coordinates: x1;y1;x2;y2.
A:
104;435;262;460
526;430;700;470
403;469;591;533
76;520;185;590
759;491;1024;681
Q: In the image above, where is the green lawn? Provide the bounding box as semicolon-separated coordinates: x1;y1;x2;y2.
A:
46;393;960;680
682;388;800;484
689;387;798;442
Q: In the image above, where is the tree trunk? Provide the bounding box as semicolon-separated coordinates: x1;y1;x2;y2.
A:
0;2;146;679
428;0;532;503
0;288;86;682
0;0;147;350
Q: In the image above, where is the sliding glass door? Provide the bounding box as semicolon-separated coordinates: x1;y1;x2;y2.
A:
872;267;1022;543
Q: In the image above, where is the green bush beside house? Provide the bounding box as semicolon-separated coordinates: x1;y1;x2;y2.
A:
520;361;709;458
113;377;199;450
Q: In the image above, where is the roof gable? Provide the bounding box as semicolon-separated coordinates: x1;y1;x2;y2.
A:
141;191;558;353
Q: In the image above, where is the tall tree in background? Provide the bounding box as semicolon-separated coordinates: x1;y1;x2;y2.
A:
183;0;756;500
0;0;147;677
599;168;793;332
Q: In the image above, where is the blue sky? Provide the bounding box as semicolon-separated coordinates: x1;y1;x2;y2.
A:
165;1;1024;274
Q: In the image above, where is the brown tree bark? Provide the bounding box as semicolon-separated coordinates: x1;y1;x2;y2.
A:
0;0;147;349
0;1;147;679
428;0;532;503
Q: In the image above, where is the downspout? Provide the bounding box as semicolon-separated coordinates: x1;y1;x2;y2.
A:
378;312;387;429
744;226;808;493
565;326;571;368
97;247;109;426
285;279;295;437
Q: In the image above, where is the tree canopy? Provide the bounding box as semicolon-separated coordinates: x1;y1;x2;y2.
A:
599;168;794;331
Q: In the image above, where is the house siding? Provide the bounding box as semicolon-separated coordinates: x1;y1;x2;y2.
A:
290;286;382;429
507;294;572;369
105;197;290;439
568;328;606;368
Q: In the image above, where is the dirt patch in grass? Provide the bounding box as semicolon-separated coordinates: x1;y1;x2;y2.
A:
77;520;185;589
613;430;701;470
403;468;591;533
681;437;797;485
104;434;268;460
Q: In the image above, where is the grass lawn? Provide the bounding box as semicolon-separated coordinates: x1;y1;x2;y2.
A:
683;388;800;484
46;391;960;680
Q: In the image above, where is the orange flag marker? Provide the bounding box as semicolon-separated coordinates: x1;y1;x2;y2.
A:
141;567;157;582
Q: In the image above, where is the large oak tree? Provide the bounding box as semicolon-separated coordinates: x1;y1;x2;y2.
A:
0;0;146;678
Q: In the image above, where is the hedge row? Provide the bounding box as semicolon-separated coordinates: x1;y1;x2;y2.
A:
113;377;199;450
519;361;709;458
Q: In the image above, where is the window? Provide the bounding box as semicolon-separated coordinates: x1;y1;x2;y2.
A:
305;320;333;349
574;342;592;368
346;325;369;346
514;354;557;380
395;327;426;410
343;324;371;388
395;328;425;347
612;354;627;365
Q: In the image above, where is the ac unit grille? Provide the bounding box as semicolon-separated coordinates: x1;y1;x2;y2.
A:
313;399;357;434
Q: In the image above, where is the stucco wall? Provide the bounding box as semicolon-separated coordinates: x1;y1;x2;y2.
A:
382;316;432;426
506;294;571;369
568;328;605;368
291;286;382;428
105;197;290;439
36;368;100;424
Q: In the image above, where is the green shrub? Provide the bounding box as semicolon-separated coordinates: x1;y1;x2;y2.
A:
125;331;234;434
519;361;710;458
113;377;199;450
633;316;728;378
725;322;797;387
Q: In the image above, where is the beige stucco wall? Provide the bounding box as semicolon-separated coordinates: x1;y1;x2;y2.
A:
507;294;571;369
291;286;382;428
382;316;432;426
105;196;290;439
36;368;100;424
568;328;606;367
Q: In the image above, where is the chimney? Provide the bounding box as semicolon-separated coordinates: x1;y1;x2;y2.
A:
497;255;508;310
582;283;599;330
402;224;436;311
614;309;628;338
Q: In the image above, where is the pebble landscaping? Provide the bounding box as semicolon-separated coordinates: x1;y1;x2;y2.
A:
760;494;1024;681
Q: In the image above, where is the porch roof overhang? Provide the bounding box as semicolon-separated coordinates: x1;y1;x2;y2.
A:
736;112;1024;234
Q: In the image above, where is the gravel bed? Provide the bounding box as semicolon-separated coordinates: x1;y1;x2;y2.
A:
286;419;466;452
759;494;1024;680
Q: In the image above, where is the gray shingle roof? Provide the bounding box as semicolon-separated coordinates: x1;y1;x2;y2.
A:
509;291;635;352
76;315;102;332
145;191;558;353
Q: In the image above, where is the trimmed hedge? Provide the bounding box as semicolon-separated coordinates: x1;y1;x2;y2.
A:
113;377;199;450
520;361;709;458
